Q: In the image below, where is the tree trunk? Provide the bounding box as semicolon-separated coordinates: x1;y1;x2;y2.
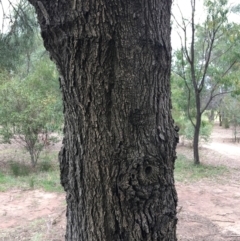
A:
29;151;36;167
29;0;178;240
193;118;201;165
218;111;222;126
193;93;201;165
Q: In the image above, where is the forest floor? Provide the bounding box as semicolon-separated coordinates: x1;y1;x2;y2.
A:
177;124;240;241
0;124;240;240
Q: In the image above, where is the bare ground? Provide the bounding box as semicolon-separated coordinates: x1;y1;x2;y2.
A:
0;190;66;241
0;124;240;240
177;124;240;240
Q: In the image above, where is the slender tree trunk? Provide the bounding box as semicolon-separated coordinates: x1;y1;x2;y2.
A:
193;93;201;165
29;151;36;167
218;111;222;126
29;0;178;240
193;118;201;165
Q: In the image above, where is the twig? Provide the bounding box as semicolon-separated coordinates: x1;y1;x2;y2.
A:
224;235;240;237
211;219;235;223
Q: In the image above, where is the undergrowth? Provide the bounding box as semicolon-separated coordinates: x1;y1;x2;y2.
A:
174;154;229;182
0;153;63;192
0;151;229;192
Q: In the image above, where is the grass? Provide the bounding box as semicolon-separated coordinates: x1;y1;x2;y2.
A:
0;152;63;193
0;148;65;241
0;148;229;192
0;169;63;192
174;154;229;182
0;217;64;241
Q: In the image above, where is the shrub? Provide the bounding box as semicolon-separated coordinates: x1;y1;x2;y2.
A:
184;119;213;143
39;160;53;172
10;162;31;177
0;58;63;167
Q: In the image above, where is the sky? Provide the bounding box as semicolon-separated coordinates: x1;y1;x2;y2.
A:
0;0;239;48
0;0;21;33
171;0;240;50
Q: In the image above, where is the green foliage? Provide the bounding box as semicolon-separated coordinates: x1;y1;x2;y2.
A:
232;4;240;14
171;73;213;142
40;175;62;192
219;95;240;139
174;154;228;182
0;56;63;167
221;95;240;125
39;159;53;172
0;169;63;192
0;172;12;191
10;161;31;177
172;0;240;164
0;1;38;73
184;120;213;142
174;116;213;143
29;177;35;189
0;1;63;168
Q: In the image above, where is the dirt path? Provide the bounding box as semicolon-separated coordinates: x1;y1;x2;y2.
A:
0;189;66;241
177;124;240;240
177;181;240;240
202;125;240;169
0;124;240;240
0;190;65;229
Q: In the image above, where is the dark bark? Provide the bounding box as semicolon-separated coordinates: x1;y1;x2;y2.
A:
193;92;201;165
28;0;178;240
193;128;200;165
193;125;200;165
218;111;222;126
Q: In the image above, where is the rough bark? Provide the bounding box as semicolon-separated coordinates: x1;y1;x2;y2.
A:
28;0;178;240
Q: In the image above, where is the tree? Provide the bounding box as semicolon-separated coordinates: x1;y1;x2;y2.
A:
0;0;38;74
0;56;62;167
171;73;213;146
27;0;178;240
172;0;240;164
218;94;240;141
0;1;63;167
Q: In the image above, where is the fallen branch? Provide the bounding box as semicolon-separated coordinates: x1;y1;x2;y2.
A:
211;219;235;223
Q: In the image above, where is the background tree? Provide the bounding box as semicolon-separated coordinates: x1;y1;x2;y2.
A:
0;0;38;74
0;56;62;167
28;0;178;240
172;0;240;164
0;0;63;167
217;89;240;141
171;73;213;146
